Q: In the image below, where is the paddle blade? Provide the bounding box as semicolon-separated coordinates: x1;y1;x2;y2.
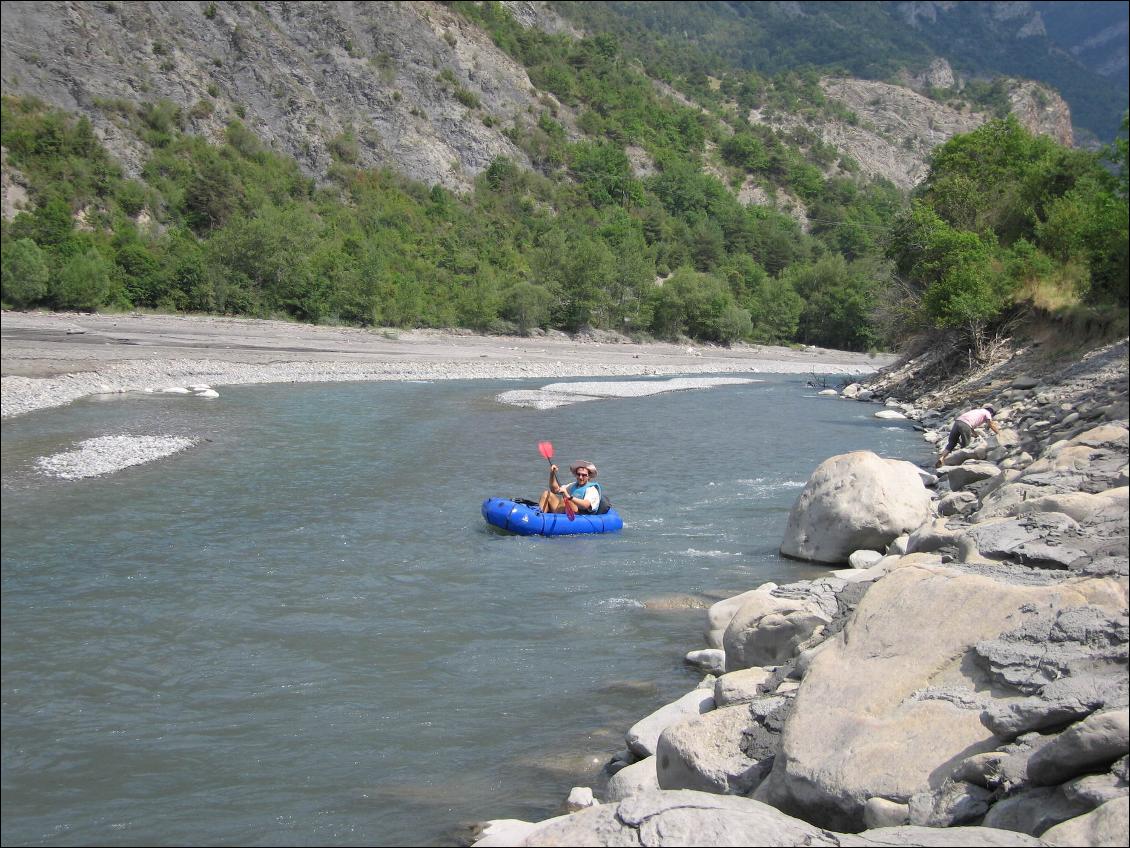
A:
564;496;576;520
538;441;554;461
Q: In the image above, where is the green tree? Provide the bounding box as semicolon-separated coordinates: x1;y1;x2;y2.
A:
499;280;553;334
114;239;163;307
559;235;616;330
889;203;1007;349
784;255;885;351
569;141;641;208
646;266;750;343
204;202;322;317
184;147;243;232
11;197;74;246
1036;175;1129;306
720;133;769;172
160;228;207;312
1;238;51;307
1110;112;1129;200
748;274;804;344
52;247;116;310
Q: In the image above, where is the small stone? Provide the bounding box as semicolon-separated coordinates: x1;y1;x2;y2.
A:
564;786;595;812
685;649;726;674
863;797;910;828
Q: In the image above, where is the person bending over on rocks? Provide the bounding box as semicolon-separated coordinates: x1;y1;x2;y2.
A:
539;461;602;514
937;404;1000;467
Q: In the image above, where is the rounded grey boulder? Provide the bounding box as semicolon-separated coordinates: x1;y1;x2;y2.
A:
780;451;933;563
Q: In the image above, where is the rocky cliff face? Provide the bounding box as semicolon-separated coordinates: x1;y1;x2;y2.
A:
499;0;582;38
1007;80;1075;147
749;76;1073;191
0;1;1080;201
0;0;579;191
898;0;1129;82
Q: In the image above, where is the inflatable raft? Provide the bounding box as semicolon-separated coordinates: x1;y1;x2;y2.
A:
481;498;623;536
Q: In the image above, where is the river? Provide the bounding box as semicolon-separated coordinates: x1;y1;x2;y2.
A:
1;374;932;846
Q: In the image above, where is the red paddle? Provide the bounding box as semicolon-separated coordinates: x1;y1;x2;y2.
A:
538;441;575;519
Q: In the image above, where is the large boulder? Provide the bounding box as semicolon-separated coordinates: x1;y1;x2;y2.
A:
1061;765;1130;807
1006;489;1129;523
722;589;833;671
605;757;659;802
973;603;1129;693
705;585;777;648
715;667;775;706
979;785;1090;836
753;558;1127;832
1017;425;1129;494
946;461;1002;491
519;790;844;846
625;688;715;758
964;513;1090;568
471;819;541;847
780;451;933;564
500;789;1047;846
655;704;769;795
1026;708;1130;786
1041;797;1130;847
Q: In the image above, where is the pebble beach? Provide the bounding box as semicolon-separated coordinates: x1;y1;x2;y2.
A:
1;310;892;481
1;310;891;420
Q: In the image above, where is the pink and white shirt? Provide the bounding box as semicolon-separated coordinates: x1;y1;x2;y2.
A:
957;408;993;429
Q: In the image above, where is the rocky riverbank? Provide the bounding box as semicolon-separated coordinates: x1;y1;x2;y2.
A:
472;337;1129;847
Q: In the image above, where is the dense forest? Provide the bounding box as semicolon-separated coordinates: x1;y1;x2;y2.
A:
1;2;1127;355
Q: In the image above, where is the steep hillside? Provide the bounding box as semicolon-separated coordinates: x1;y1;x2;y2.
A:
1;2;1122;355
749;73;1073;190
0;1;1084;199
0;0;577;191
560;0;1128;143
897;0;1128;143
1033;0;1129;81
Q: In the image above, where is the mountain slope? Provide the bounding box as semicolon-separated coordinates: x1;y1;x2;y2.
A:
556;0;1128;143
0;0;572;190
0;1;1087;197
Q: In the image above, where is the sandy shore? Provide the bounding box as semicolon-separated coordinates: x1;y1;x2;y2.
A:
1;311;895;419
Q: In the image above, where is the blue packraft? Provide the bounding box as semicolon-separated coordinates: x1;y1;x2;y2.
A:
481;498;624;536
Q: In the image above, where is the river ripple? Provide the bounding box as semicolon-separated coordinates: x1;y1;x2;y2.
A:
1;375;931;846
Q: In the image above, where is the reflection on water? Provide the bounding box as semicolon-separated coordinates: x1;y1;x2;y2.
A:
1;375;930;846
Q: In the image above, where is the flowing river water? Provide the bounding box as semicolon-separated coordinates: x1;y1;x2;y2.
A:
2;374;932;846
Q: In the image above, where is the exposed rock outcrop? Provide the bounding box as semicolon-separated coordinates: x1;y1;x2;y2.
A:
0;146;30;221
484;789;1049;846
753;561;1125;831
749;75;1073;190
0;1;573;191
1;1;1080;208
